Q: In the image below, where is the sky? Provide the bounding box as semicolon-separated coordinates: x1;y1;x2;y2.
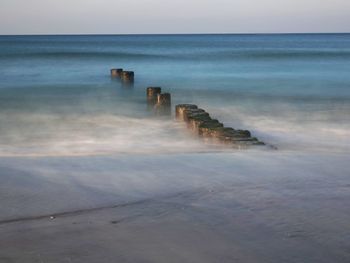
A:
0;0;349;34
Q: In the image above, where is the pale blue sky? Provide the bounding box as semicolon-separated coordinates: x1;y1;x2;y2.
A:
0;0;349;34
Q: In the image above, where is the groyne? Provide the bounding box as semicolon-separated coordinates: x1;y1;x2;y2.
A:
111;68;265;148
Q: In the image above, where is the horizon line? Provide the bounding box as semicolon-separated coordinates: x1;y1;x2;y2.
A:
0;32;349;37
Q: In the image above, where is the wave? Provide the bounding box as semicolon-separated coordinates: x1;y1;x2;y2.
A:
203;105;350;154
1;103;349;157
0;51;169;60
218;49;350;60
0;113;220;157
1;49;350;61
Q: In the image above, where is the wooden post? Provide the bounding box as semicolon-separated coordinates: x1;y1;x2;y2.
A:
174;104;265;147
156;93;171;115
175;104;198;121
121;71;134;84
111;68;123;78
157;93;171;106
147;87;162;106
183;109;208;122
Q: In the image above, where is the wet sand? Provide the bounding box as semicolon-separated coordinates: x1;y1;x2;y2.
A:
0;151;349;262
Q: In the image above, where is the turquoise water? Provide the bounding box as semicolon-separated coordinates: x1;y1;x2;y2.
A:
0;34;349;155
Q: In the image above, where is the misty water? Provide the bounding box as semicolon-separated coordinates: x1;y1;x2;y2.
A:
0;34;350;262
1;34;350;156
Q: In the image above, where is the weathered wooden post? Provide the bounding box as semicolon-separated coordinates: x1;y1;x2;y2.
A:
147;87;162;106
197;121;226;139
189;118;222;133
111;68;123;78
121;71;134;84
183;109;208;122
157;93;171;106
175;104;198;121
156;93;171;115
174;103;265;147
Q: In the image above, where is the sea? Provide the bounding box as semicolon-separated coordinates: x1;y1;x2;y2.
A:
0;34;349;156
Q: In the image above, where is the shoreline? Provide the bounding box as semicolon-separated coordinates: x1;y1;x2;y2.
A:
1;151;349;262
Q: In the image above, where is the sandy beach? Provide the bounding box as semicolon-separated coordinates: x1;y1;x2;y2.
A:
1;151;349;262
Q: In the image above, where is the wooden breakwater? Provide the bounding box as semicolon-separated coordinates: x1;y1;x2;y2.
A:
175;104;265;148
147;87;171;115
111;68;134;84
111;68;265;148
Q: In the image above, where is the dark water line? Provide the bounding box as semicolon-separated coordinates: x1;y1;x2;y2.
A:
0;189;201;226
2;50;350;60
0;199;152;226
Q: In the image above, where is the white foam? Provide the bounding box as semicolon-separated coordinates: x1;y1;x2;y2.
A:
0;112;216;157
204;105;350;153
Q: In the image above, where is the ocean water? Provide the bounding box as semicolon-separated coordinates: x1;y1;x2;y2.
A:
0;34;350;156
